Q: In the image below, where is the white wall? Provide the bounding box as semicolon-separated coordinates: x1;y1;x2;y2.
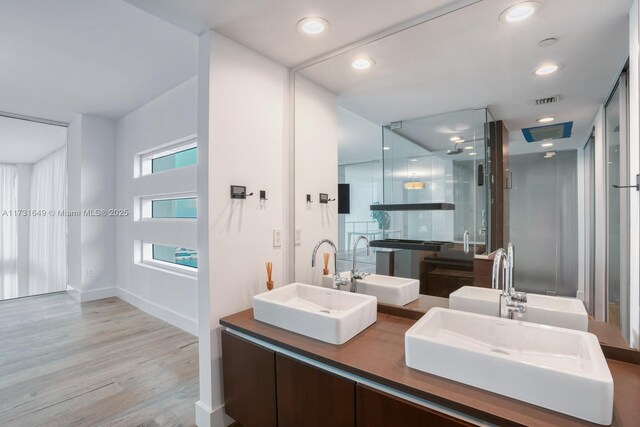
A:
196;30;289;427
628;0;639;348
115;76;198;334
294;76;338;284
67;114;117;301
16;163;31;296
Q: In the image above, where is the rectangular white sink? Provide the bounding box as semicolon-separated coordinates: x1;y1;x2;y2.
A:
355;274;419;306
405;308;613;425
449;286;589;331
253;283;377;345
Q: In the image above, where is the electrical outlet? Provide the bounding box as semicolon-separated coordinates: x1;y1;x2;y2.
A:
295;228;302;246
87;269;95;279
273;229;282;247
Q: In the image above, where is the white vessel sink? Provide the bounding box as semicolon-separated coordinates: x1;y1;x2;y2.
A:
253;283;377;345
355;274;419;306
449;286;589;331
405;308;613;425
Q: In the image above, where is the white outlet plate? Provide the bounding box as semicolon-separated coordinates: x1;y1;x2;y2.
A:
295;228;302;246
273;229;282;247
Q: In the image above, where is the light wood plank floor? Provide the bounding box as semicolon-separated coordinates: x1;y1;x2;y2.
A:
0;293;198;427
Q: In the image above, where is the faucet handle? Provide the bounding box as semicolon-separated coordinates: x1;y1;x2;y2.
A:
512;291;527;303
333;274;349;290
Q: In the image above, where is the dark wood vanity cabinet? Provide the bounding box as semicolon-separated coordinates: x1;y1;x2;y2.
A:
222;330;463;427
356;384;473;427
276;353;355;427
221;331;278;427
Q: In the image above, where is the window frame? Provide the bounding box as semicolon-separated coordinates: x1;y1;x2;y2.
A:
135;135;197;178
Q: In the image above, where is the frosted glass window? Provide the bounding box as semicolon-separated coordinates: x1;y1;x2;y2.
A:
151;198;197;219
152;244;198;269
152;147;197;173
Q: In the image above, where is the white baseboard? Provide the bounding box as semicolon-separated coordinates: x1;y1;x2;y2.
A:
66;285;116;302
116;288;197;336
195;401;231;427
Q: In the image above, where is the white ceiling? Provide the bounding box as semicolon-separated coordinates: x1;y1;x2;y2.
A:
0;117;67;164
0;0;198;123
299;0;631;156
124;0;469;67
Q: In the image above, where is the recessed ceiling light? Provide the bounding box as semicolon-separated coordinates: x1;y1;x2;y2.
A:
464;146;474;150
542;142;554;148
383;146;391;150
297;17;329;36
352;57;375;70
469;152;477;156
499;2;540;23
450;136;462;142
537;116;555;123
533;63;561;76
410;158;418;162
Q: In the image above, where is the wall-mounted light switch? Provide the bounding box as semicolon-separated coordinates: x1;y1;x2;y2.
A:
273;229;282;247
295;228;302;246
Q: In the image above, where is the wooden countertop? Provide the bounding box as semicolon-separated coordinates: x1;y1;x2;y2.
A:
220;309;640;427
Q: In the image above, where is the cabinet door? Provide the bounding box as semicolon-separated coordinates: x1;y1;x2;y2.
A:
276;353;355;427
221;331;277;427
356;384;473;427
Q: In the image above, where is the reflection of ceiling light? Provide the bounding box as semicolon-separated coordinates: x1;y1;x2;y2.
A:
383;146;390;150
409;158;418;162
542;142;554;148
458;139;465;143
537;116;555;123
352;58;375;70
404;181;426;190
534;63;560;76
464;146;474;150
450;136;462;141
469;152;477;156
544;150;556;158
500;2;540;23
297;17;329;35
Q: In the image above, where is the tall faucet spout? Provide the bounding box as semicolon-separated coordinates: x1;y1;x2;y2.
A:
311;239;338;274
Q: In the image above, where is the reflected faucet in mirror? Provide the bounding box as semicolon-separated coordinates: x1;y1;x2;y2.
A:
351;236;371;292
492;243;526;319
311;239;349;290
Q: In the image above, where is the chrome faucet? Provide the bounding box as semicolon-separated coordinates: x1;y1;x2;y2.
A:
311;239;349;290
506;242;527;303
350;236;371;292
492;247;525;319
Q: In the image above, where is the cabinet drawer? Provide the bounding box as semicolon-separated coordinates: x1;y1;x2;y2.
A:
222;331;277;427
276;353;355;427
356;384;473;427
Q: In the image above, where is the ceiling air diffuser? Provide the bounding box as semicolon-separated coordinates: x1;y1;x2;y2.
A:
522;121;573;143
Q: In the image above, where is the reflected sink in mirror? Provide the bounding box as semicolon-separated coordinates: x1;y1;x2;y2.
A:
355;274;419;306
449;286;589;331
253;283;376;345
405;308;613;425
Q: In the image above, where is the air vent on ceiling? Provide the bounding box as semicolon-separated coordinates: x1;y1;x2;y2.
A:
534;95;560;105
522;122;573;143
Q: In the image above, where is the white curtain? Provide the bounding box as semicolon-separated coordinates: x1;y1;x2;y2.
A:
29;148;67;295
0;164;18;299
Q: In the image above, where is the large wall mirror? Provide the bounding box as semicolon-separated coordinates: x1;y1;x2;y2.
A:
293;0;631;341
